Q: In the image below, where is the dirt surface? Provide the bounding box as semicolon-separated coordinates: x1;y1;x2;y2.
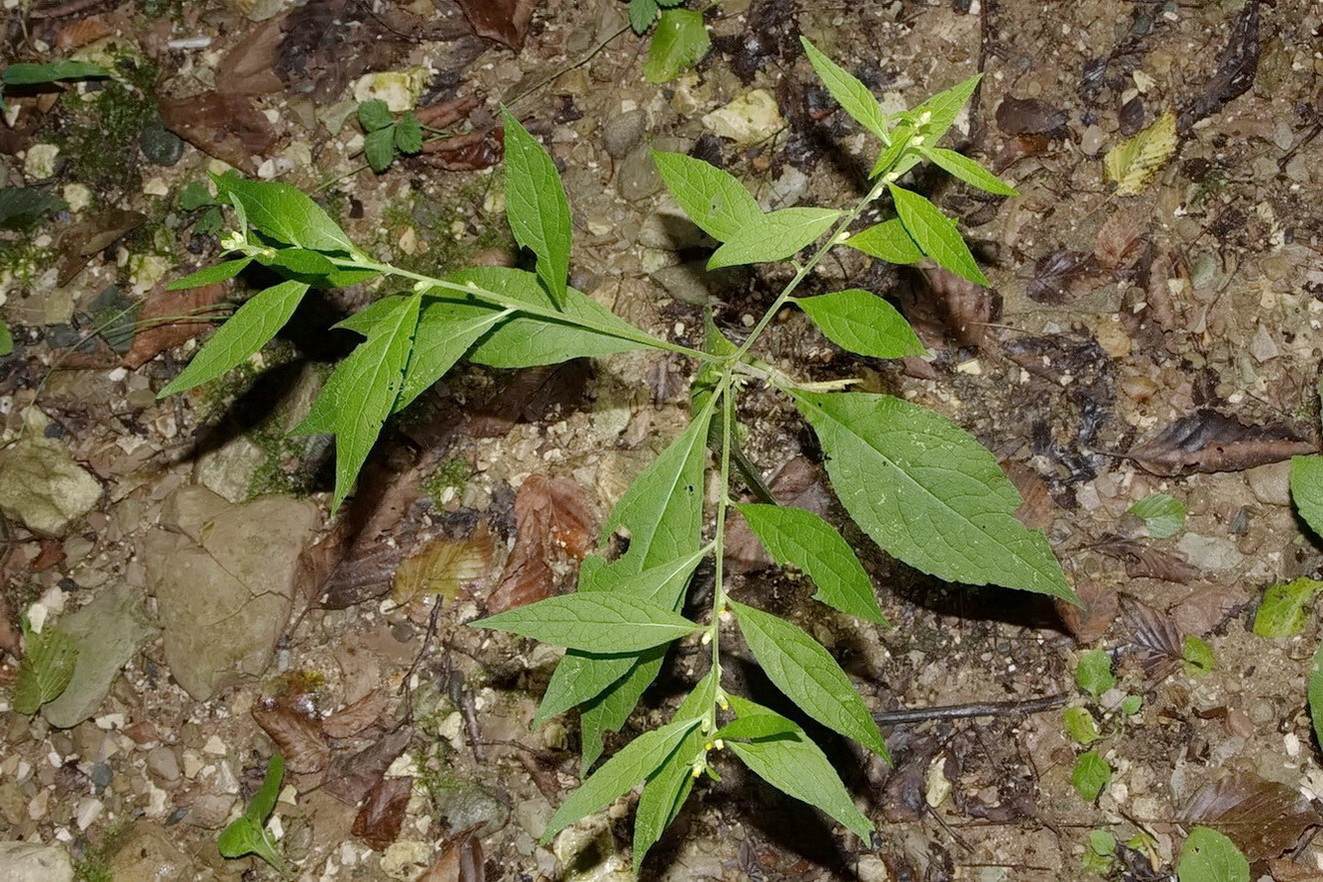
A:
3;0;1323;880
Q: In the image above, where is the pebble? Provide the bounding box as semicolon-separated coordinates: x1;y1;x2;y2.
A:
146;747;181;783
139;119;185;166
601;109;646;159
1175;533;1243;572
0;841;73;882
1245;461;1291;506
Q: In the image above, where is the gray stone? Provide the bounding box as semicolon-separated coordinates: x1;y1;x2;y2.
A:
146;746;181;783
637;209;708;251
1246;461;1292;507
0;438;102;537
438;786;510;838
194;435;267;504
0;841;73;882
144;486;320;700
106;823;196;880
601;109;646;159
617;137;689;203
139;118;185;166
1175;533;1243;572
651;262;713;306
42;584;155;728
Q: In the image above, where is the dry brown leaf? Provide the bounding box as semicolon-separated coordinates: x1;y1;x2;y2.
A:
1118;594;1182;681
994;97;1069;138
1177;0;1261;134
420;126;504;171
159;92;277;173
56;209;148;285
217;18;285;95
252;704;330;774
1178;771;1321;861
392;524;496;606
906;265;1002;349
1095;536;1197;583
1268;858;1323;882
352;776;413;850
322;689;389;740
1126;409;1312;476
469;361;590;437
1055;579;1117;644
123;282;229;369
1026;250;1096;304
457;0;537;51
1094;209;1148;270
54;16;113;51
415;94;482;129
486;475;595;613
420;828;485;882
323;726;414;806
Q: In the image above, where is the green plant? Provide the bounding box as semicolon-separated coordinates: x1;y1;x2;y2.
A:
161;39;1075;869
357;100;424;174
217;754;290;877
12;616;78;715
1;59;108;112
1177;826;1249;882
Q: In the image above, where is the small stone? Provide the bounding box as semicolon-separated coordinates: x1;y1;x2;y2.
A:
75;797;103;830
380;840;432;881
139;119;185;166
601;109;646;160
1248;324;1280;362
637;209;708;251
62;183;92;213
202;735;227;756
1080;125;1105;156
0;438;103;538
651;261;712;306
24;144;60;180
1175;533;1243;572
352;69;427;112
146;747;181;783
0;841;73;882
1245;461;1291;506
702;89;784;146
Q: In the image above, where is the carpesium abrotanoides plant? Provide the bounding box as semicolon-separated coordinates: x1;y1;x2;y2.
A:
161;38;1078;870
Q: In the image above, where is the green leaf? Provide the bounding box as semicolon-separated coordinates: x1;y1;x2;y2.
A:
12;624;78;715
257;248;337;276
158;280;308;397
1291;455;1323;539
3;60;108;85
394;113;423;155
0;320;11;358
363;127;397;173
248;753;284;822
473;593;702;652
793;289;925;360
501;109;571;307
1089;830;1117;857
799;37;888;140
455;267;646;367
1177;827;1250;882
218;754;290;876
643;9;711;84
730;601;888;759
714;713;800;741
844;219;924;264
923;147;1017;196
792;391;1074;601
357;99;393;133
1128;493;1186;540
629;0;660;33
912;74;981;148
1253;577;1323;638
397;298;506;411
1182;636;1215;676
1120;694;1142;715
1075;649;1116;698
1071;751;1111;802
889;184;988;286
869;128;923;180
215;177;355;254
165;258;252;291
1309;644;1323;752
735;503;887;623
653;151;763;243
178;181;217;211
580;655;666;771
0;187;66;231
708;207;843;270
293;292;421;510
1062;706;1100;744
725;706;874;840
541;717;699;845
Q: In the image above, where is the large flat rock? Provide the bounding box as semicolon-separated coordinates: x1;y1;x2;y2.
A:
0;438;102;537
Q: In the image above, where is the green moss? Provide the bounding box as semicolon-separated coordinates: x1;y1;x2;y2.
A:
73;817;133;882
0;240;57;289
56;58;159;193
423;457;471;505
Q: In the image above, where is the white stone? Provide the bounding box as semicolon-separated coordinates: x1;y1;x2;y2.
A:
701;89;784;146
353;69;428;113
24;144;60;179
62;183;92;212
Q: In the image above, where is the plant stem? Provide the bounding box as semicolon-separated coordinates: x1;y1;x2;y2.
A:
705;375;737;722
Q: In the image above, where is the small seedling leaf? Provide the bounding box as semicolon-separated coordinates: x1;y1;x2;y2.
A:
731;601;889;760
1072;751;1111;802
394;113;423;155
1291;455;1323;539
165;258;252;291
13;623;78;715
502;109;571;307
735;502;888;623
629;0;660;33
889;184;988;286
1182;636;1216;676
1129;493;1186;539
178;181;217;211
923;147;1017;196
1104;110;1178;196
844;219;924;264
1253;577;1323;639
1177;827;1250;882
708;207;843;269
357;99;393;133
363;127;396;173
1063;706;1101;744
800;37;888;140
218;754;290;876
474;593;703;653
158;280;308;397
215;176;355;254
541;718;699;844
3;60;108;85
653;151;763;243
1121;695;1143;715
0;320;11;358
1076;649;1116;698
643;9;710;84
1309;644;1323;751
794;289;926;360
912;74;980;147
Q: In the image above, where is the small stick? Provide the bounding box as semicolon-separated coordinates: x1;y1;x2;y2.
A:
874;693;1067;726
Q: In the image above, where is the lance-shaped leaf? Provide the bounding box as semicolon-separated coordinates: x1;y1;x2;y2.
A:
912;73;981;147
475;593;702;653
257;247;338;276
735;503;888;623
158;280;308;397
215;176;355;254
397;298;508;411
540;717;699;845
166;258;251;291
708;207;843;269
868;126;924;180
502;109;571;307
724;696;874;840
793;391;1075;601
793;289;925;360
643;9;711;84
1310;643;1323;751
580;655;665;770
1291;455;1323;538
653;151;763;243
844;219;924;264
293;293;421;510
730;601;888;759
800;37;888;140
923;147;1017;196
889;184;988;286
3;60;108;85
714;712;800;741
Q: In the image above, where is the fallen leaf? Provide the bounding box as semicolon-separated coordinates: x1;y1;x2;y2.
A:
415;94;482;130
902;265;1002;350
352;775;413;850
994;97;1069;138
1105;110;1178;197
324;726;414;806
1004;462;1056;532
1178;771;1321;862
54;17;114;52
123;283;230;369
392;524;496;606
1055;579;1117;644
217;18;285;95
1095;536;1197;583
1118;594;1182;681
252;704;330;774
323;689;389;740
1178;1;1261;133
1268;858;1323;882
468;361;591;437
420;126;504;171
486;475;595;613
159;92;277;173
1126;409;1312;476
420;827;485;882
55;209;148;285
1026;250;1097;304
458;0;538;51
1094;209;1148;270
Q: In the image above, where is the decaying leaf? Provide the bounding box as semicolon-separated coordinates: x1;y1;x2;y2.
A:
352;775;413;850
994;97;1069;138
392;524;496;606
123;282;230;369
1126;409;1312;476
217;18;286;95
1118;594;1182;681
160;92;277;173
421;127;505;172
457;0;538;51
902;265;1002;350
1093;209;1148;270
420;827;485;882
469;361;592;438
55;209;148;286
322;689;389;740
1178;0;1261;133
486;475;595;613
324;726;414;806
1026;250;1096;304
1178;771;1322;862
252;704;330;774
1104;110;1178;196
1055;578;1117;644
1095;536;1197;583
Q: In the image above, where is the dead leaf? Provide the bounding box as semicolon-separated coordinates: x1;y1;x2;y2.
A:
1095;536;1197;583
393;524;496;606
468;361;591;437
1004;462;1056;531
420;126;505;171
324;726;414;806
994;97;1069;138
1178;0;1261;134
1094;209;1148;270
217;18;286;95
486;475;595;613
1126;409;1313;476
1118;594;1182;681
415;94;483;130
1104;110;1178;197
1171;585;1250;637
1268;858;1323;882
323;689;389;740
124;283;230;369
54;17;113;51
1026;250;1096;304
1178;771;1321;861
159;92;277;173
55;209;148;285
904;265;1002;349
352;776;413;850
1055;579;1117;644
252;704;330;774
457;0;538;51
420;828;485;882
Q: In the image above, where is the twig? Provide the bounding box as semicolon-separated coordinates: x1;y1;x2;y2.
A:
874;693;1067;726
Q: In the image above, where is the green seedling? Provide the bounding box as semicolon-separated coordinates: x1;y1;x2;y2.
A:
1182;636;1216;676
627;0;710;83
161;38;1074;869
1177;826;1249;882
217;754;290;877
0;319;12;357
1076;649;1116;698
1253;576;1323;638
357;100;424;174
1128;492;1185;539
12;616;78;715
1293;381;1323;750
1071;750;1111;802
